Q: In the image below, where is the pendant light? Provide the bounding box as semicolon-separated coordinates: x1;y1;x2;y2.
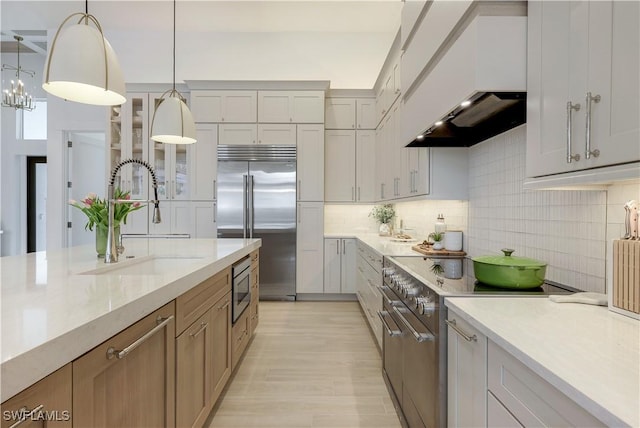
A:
150;0;197;145
2;36;36;111
42;0;126;106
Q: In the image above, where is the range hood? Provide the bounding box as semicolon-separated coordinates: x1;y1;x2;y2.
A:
406;91;526;148
402;14;527;148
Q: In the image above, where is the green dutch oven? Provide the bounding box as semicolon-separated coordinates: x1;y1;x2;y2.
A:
472;249;547;289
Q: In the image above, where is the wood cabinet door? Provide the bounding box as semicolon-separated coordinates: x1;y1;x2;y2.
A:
176;309;213;428
231;310;250;370
297;124;324;202
1;365;72;428
324;130;356;202
72;302;176;428
211;292;232;405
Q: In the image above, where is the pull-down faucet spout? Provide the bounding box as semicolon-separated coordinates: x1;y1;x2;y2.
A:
105;159;161;263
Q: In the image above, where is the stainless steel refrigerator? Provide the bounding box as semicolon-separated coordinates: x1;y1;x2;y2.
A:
217;145;296;300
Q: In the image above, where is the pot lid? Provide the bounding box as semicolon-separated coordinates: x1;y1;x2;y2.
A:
472;249;547;267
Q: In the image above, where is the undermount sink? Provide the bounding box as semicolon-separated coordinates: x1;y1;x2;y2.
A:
80;255;204;276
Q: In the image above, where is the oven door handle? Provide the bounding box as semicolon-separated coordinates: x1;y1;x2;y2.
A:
376;284;401;306
378;310;402;337
392;306;434;343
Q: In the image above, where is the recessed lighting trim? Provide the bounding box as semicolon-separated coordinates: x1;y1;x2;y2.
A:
435;121;443;126
461;100;472;107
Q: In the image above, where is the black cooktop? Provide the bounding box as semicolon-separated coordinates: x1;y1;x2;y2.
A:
388;256;579;296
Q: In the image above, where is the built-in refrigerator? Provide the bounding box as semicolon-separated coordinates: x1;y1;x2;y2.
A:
217;145;297;300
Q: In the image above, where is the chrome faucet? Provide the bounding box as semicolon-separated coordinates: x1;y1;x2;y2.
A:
105;159;161;263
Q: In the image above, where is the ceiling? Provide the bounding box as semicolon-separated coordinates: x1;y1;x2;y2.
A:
1;1;403;88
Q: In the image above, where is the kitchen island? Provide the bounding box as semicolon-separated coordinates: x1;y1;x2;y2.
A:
445;297;639;427
0;238;261;403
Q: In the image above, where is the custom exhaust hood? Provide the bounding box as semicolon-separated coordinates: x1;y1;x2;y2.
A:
402;13;527;148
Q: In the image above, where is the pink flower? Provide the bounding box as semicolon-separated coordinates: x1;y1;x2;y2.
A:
86;192;97;200
133;202;141;208
83;198;94;206
125;194;131;200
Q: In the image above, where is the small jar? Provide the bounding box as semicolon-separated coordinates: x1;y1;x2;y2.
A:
435;214;446;234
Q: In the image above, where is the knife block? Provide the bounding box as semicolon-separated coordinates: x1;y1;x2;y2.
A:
609;240;640;319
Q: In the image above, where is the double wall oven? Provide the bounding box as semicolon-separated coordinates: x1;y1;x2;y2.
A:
378;256;575;428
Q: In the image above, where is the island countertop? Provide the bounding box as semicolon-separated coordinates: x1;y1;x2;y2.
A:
0;238;261;402
445;297;640;427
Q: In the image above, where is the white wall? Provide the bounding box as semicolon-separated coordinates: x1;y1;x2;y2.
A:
107;30;394;89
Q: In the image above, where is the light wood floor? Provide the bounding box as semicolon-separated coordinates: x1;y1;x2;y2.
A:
207;301;402;428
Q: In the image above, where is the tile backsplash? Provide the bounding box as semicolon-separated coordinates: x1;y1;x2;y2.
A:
324;125;639;294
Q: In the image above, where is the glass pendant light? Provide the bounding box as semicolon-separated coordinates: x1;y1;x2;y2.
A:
150;0;197;145
42;0;126;106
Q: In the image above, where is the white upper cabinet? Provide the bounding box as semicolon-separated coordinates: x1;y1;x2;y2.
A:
325;98;356;129
257;124;296;145
218;124;257;145
356;99;376;130
258;91;324;123
297;124;324;202
190;90;257;123
325;130;356;202
526;1;640;179
326;98;376;130
355;130;376;202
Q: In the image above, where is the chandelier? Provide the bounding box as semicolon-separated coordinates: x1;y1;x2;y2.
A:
2;35;36;111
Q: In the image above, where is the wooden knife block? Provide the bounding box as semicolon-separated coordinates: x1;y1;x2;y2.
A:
611;240;640;318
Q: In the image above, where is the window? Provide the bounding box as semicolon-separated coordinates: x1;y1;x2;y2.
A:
16;99;47;140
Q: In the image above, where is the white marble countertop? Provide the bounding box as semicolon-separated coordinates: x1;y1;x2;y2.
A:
325;233;423;257
445;297;640;427
0;238;261;402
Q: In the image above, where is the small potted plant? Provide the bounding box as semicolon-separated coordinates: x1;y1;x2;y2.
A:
369;204;396;236
428;232;444;250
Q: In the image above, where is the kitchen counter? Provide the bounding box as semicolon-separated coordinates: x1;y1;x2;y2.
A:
325;233;423;257
0;238;261;402
445;297;640;427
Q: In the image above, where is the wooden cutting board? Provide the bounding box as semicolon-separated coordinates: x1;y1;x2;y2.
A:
411;244;466;257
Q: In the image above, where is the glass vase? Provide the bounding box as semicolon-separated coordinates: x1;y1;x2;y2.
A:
379;223;391;236
95;224;120;258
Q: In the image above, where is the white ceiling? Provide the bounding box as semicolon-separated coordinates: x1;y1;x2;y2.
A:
1;1;403;89
1;1;402;34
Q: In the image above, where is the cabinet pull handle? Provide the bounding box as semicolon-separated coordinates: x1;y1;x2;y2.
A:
190;321;208;339
392;306;434;342
585;92;601;160
172;180;176;199
566;101;581;163
8;405;45;428
445;319;477;342
336;239;340;254
107;315;174;360
213;202;217;223
217;299;230;310
378;310;402;337
213;180;217;200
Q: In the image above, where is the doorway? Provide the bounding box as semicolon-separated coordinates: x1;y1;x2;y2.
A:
66;132;106;247
27;156;47;253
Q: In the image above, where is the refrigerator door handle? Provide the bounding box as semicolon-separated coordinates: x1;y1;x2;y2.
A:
243;175;248;239
249;175;255;238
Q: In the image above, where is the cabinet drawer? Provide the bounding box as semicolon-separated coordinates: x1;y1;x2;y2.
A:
249;299;259;336
250;249;259;268
1;364;72;428
487;391;523;427
488;340;605;427
176;267;231;335
231;310;250;370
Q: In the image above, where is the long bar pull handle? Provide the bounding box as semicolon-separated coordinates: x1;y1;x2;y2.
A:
392;306;434;343
566;101;581;163
213;202;217;223
376;284;401;306
249;175;255;238
243;175;248;239
189;322;208;339
585;92;601;160
8;405;45;428
445;319;477;342
107;315;174;360
378;310;402;337
217;299;231;311
336;239;340;254
213;179;217;200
